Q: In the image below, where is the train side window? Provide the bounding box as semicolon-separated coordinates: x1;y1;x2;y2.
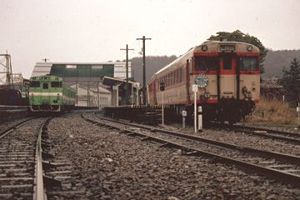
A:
239;57;258;71
51;81;62;88
195;57;219;71
30;81;40;87
223;55;232;70
43;83;49;89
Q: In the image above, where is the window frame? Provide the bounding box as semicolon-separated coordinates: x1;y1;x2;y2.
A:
194;56;220;72
30;81;40;88
43;83;49;89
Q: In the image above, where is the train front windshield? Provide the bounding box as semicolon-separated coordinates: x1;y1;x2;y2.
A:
239;57;259;71
194;56;259;72
194;57;219;71
30;81;40;87
51;81;62;88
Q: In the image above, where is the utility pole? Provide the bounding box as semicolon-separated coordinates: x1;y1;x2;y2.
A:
136;35;151;105
120;44;134;105
0;54;13;88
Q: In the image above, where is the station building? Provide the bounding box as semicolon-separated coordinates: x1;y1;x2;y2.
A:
31;61;140;107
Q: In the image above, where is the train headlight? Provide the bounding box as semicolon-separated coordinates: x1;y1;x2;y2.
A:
247;45;253;52
204;92;210;98
201;45;208;51
195;75;208;88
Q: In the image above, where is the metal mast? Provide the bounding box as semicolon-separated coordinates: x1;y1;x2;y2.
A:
136;36;151;105
120;44;134;104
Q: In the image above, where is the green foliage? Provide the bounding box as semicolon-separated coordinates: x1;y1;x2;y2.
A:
208;30;267;73
281;58;300;105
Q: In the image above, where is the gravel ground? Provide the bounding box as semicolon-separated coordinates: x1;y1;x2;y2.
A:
0;117;47;199
197;129;300;157
47;113;300;200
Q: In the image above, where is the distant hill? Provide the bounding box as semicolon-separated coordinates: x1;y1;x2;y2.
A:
263;50;300;78
131;56;177;84
130;50;300;84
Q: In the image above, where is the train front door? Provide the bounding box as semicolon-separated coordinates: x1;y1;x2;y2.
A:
219;54;237;99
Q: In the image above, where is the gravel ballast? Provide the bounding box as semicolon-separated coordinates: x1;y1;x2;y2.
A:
47;113;300;200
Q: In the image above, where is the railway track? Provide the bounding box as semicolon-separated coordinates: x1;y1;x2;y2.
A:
210;122;300;145
0;117;82;199
0;117;34;139
82;113;300;188
0;118;49;199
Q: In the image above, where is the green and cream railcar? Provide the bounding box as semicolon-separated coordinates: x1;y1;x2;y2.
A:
29;75;76;112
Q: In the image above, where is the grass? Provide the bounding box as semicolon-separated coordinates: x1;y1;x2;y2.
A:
246;97;299;127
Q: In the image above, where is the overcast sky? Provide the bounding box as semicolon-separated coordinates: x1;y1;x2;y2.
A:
0;0;299;78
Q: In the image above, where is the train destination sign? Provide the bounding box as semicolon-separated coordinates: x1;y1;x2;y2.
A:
220;44;235;52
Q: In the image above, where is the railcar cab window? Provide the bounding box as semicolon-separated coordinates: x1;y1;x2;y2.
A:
30;81;40;87
195;57;219;71
223;55;232;70
43;83;49;89
239;57;259;71
51;81;62;88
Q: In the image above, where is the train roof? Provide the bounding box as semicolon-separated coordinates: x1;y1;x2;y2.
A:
153;40;260;77
195;40;260;54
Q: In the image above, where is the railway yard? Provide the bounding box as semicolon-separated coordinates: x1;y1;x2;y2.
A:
0;111;299;199
1;0;300;199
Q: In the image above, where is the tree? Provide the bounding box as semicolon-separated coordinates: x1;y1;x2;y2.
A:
208;30;267;73
281;58;300;105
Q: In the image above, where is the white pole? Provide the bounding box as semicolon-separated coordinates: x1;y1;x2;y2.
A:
136;85;139;106
116;85;119;107
194;90;197;133
162;91;164;126
198;106;203;131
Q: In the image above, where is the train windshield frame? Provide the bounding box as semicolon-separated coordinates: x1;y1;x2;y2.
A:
239;57;259;71
194;57;219;71
51;81;62;88
30;81;40;87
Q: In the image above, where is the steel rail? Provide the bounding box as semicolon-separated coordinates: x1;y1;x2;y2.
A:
233;124;300;138
0;117;35;139
33;118;52;200
82;114;300;188
95;115;300;164
207;122;300;145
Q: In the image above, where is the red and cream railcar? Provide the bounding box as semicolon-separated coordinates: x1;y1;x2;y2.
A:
148;40;260;123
